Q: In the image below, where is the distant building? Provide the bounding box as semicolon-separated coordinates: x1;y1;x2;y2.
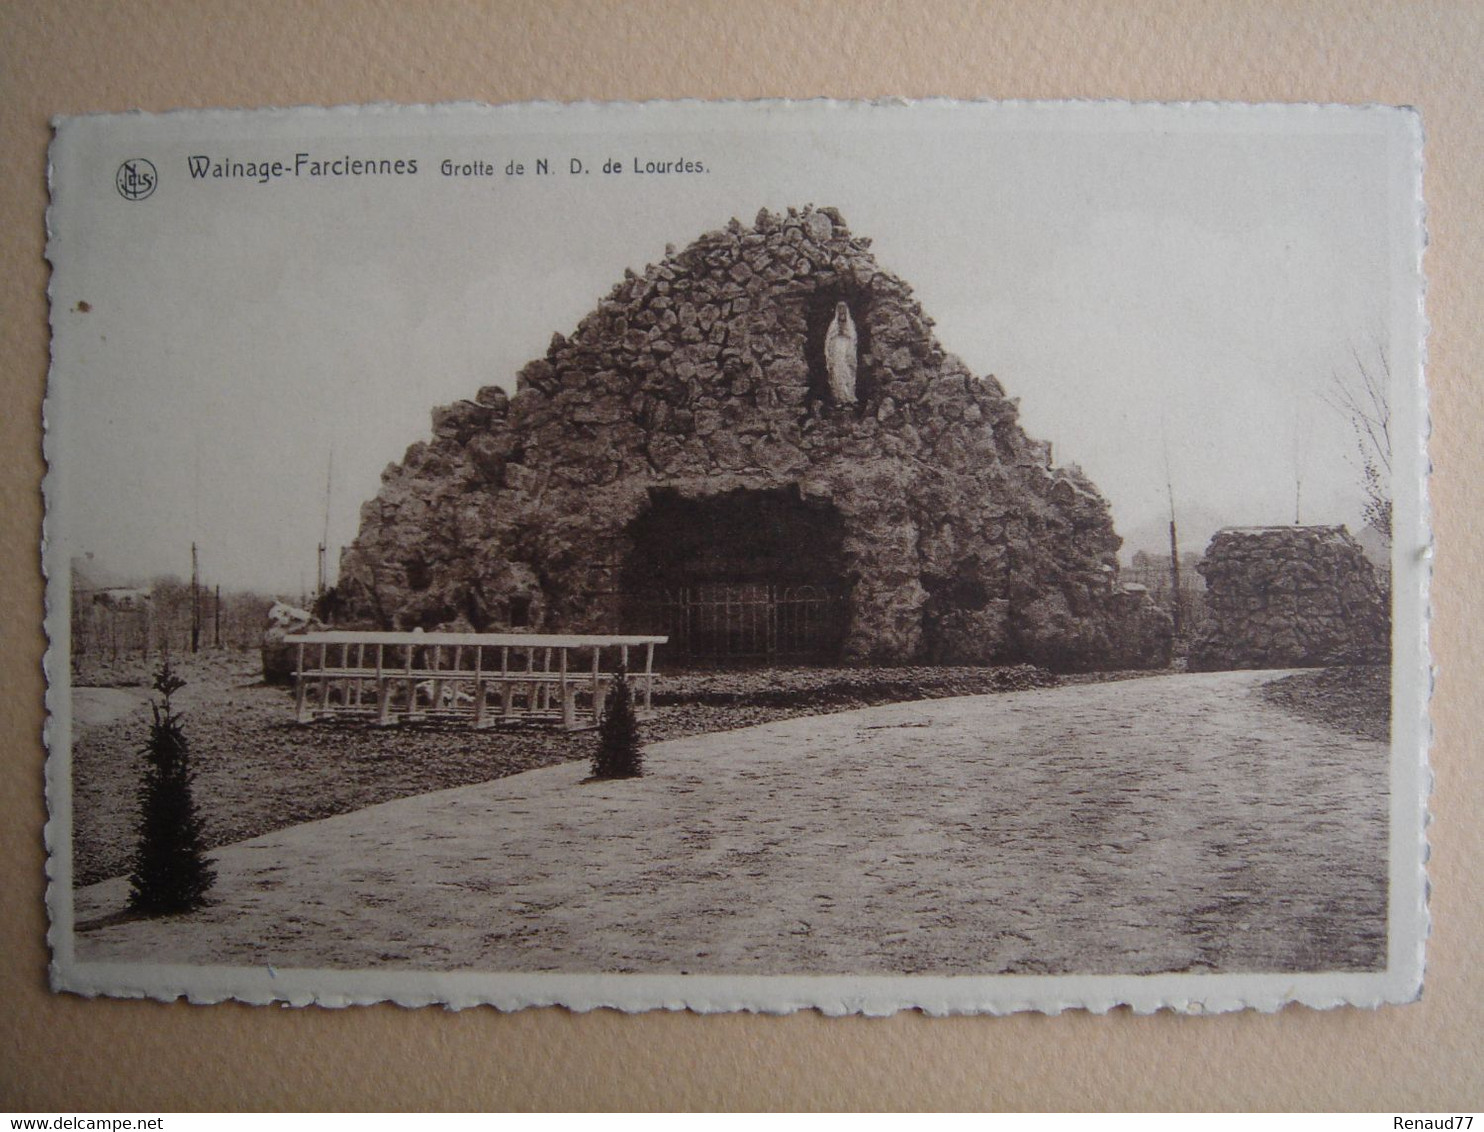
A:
70;554;153;664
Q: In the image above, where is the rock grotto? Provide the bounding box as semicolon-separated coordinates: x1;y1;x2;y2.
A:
1188;526;1390;672
336;206;1173;671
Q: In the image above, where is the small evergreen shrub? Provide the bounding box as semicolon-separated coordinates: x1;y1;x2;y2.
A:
592;667;644;779
129;662;215;914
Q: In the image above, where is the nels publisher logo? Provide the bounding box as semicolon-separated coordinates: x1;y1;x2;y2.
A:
115;157;157;201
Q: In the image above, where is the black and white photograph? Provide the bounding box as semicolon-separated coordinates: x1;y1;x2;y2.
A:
44;99;1427;1013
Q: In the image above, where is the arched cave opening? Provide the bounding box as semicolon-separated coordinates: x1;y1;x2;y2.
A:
620;485;850;664
803;282;875;410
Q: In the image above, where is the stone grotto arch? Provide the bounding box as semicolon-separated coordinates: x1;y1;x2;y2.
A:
337;205;1172;672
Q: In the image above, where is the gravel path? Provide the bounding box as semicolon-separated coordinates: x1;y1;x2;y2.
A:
67;657;1057;885
72;669;1387;976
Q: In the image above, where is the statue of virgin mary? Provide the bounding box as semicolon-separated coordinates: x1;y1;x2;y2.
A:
824;301;858;405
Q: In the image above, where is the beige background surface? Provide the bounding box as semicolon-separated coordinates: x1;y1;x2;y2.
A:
2;0;1479;1111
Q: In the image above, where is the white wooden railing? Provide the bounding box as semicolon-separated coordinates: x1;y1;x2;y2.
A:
285;631;665;730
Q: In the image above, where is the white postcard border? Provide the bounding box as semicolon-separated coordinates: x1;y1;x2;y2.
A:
42;99;1430;1014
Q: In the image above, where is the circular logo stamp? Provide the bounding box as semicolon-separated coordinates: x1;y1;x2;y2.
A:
115;158;158;201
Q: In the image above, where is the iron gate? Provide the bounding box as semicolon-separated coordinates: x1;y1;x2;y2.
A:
628;583;845;663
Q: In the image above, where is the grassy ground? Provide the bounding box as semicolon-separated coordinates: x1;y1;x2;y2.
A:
68;652;1058;885
67;652;1391;890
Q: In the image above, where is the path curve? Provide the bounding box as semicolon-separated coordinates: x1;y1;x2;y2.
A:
72;670;1387;976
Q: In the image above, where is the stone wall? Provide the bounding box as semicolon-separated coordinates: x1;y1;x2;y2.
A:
1188;526;1389;671
338;206;1172;671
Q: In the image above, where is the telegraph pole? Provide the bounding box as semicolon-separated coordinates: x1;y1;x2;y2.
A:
190;542;201;653
314;448;335;620
317;451;333;604
1163;436;1183;640
1168;512;1182;640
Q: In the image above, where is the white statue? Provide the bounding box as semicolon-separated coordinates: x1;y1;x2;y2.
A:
824;301;858;405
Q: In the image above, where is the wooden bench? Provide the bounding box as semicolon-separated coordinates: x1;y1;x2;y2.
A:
284;631;666;730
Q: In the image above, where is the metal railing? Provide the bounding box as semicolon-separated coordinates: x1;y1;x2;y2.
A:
627;583;844;662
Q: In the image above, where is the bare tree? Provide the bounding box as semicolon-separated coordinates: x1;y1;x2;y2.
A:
1325;343;1392;542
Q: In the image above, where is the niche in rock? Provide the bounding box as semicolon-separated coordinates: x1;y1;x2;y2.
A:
404;557;432;592
624;486;846;586
803;283;875;410
620;486;850;663
507;594;532;629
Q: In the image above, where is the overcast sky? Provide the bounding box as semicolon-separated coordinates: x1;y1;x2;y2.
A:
48;102;1421;595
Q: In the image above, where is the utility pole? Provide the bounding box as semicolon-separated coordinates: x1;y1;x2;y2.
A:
1168;513;1182;640
1292;391;1310;526
1293;424;1304;524
214;583;222;648
1163;438;1183;640
190;542;201;654
317;451;333;606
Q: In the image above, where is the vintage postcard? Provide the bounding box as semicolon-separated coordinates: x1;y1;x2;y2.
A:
43;100;1427;1013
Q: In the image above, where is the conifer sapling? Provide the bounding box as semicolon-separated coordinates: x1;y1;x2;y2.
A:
129;661;215;914
592;665;644;779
